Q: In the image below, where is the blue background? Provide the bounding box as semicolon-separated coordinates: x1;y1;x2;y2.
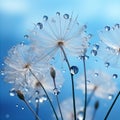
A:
0;0;120;120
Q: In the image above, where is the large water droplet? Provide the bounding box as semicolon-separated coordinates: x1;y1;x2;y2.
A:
37;22;43;29
56;12;60;16
63;14;69;19
105;26;110;31
105;62;110;68
43;15;48;21
113;74;118;79
70;66;79;75
9;88;16;96
108;94;114;100
91;50;97;56
77;111;84;120
53;88;60;95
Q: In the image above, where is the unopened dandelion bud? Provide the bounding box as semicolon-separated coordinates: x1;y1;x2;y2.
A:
16;90;25;101
50;67;56;80
94;100;99;110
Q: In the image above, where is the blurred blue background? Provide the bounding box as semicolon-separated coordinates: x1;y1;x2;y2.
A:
0;0;120;120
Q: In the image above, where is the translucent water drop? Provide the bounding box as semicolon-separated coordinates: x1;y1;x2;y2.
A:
16;104;19;108
108;94;114;100
94;72;99;77
105;26;110;31
9;89;16;96
21;107;24;110
93;44;99;50
113;74;118;79
70;66;79;75
43;15;48;21
37;22;43;29
91;50;97;56
77;111;84;120
85;55;89;60
63;14;69;19
35;98;39;103
53;88;60;95
39;95;47;103
5;114;10;119
56;12;60;16
115;23;120;28
35;90;39;95
1;71;4;76
24;35;29;39
105;62;110;68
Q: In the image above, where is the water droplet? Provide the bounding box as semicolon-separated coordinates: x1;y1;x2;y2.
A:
43;15;48;21
115;23;120;28
53;88;60;95
35;90;39;95
91;50;97;56
77;111;84;120
108;94;114;100
85;55;89;60
39;95;47;103
105;26;110;31
37;22;43;29
63;14;69;19
94;72;99;77
5;114;10;119
24;35;29;39
16;104;19;108
105;62;110;68
9;88;16;96
88;34;92;39
35;97;39;103
70;66;79;75
56;12;60;16
1;70;5;76
113;74;118;79
93;44;99;50
21;107;24;110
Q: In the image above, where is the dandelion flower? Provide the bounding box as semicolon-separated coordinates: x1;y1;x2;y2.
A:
29;12;91;61
98;24;120;67
76;70;117;99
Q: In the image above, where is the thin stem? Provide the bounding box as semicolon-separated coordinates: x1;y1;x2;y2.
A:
82;56;87;120
35;101;39;120
24;99;40;120
56;95;64;120
59;45;76;120
104;91;120;120
29;69;59;120
92;110;97;120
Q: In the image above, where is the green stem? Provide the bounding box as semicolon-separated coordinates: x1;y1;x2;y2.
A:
59;45;76;120
82;56;87;120
29;69;59;120
104;91;120;120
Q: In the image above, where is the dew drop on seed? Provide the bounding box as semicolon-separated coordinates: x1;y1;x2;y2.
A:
43;15;48;21
56;12;60;16
108;94;114;100
91;50;97;56
9;89;16;96
70;66;79;75
113;74;118;79
105;26;110;31
77;111;84;120
105;62;110;68
37;22;43;29
63;14;69;19
24;35;29;39
53;88;60;95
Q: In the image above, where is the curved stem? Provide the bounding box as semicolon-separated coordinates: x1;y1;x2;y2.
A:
104;91;120;120
59;45;76;120
29;69;59;120
82;56;87;120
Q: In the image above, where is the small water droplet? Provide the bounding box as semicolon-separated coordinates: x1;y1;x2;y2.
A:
39;95;47;103
91;50;97;56
56;12;60;16
77;111;84;120
85;55;89;60
37;22;43;29
70;66;79;75
35;90;39;95
115;23;120;28
5;114;10;119
94;72;99;77
21;107;24;110
9;88;16;96
35;97;39;103
24;35;29;39
105;26;110;31
16;104;19;108
105;62;110;68
53;88;60;95
113;74;118;79
1;70;5;76
43;15;48;21
93;44;99;50
63;14;69;19
108;94;114;100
